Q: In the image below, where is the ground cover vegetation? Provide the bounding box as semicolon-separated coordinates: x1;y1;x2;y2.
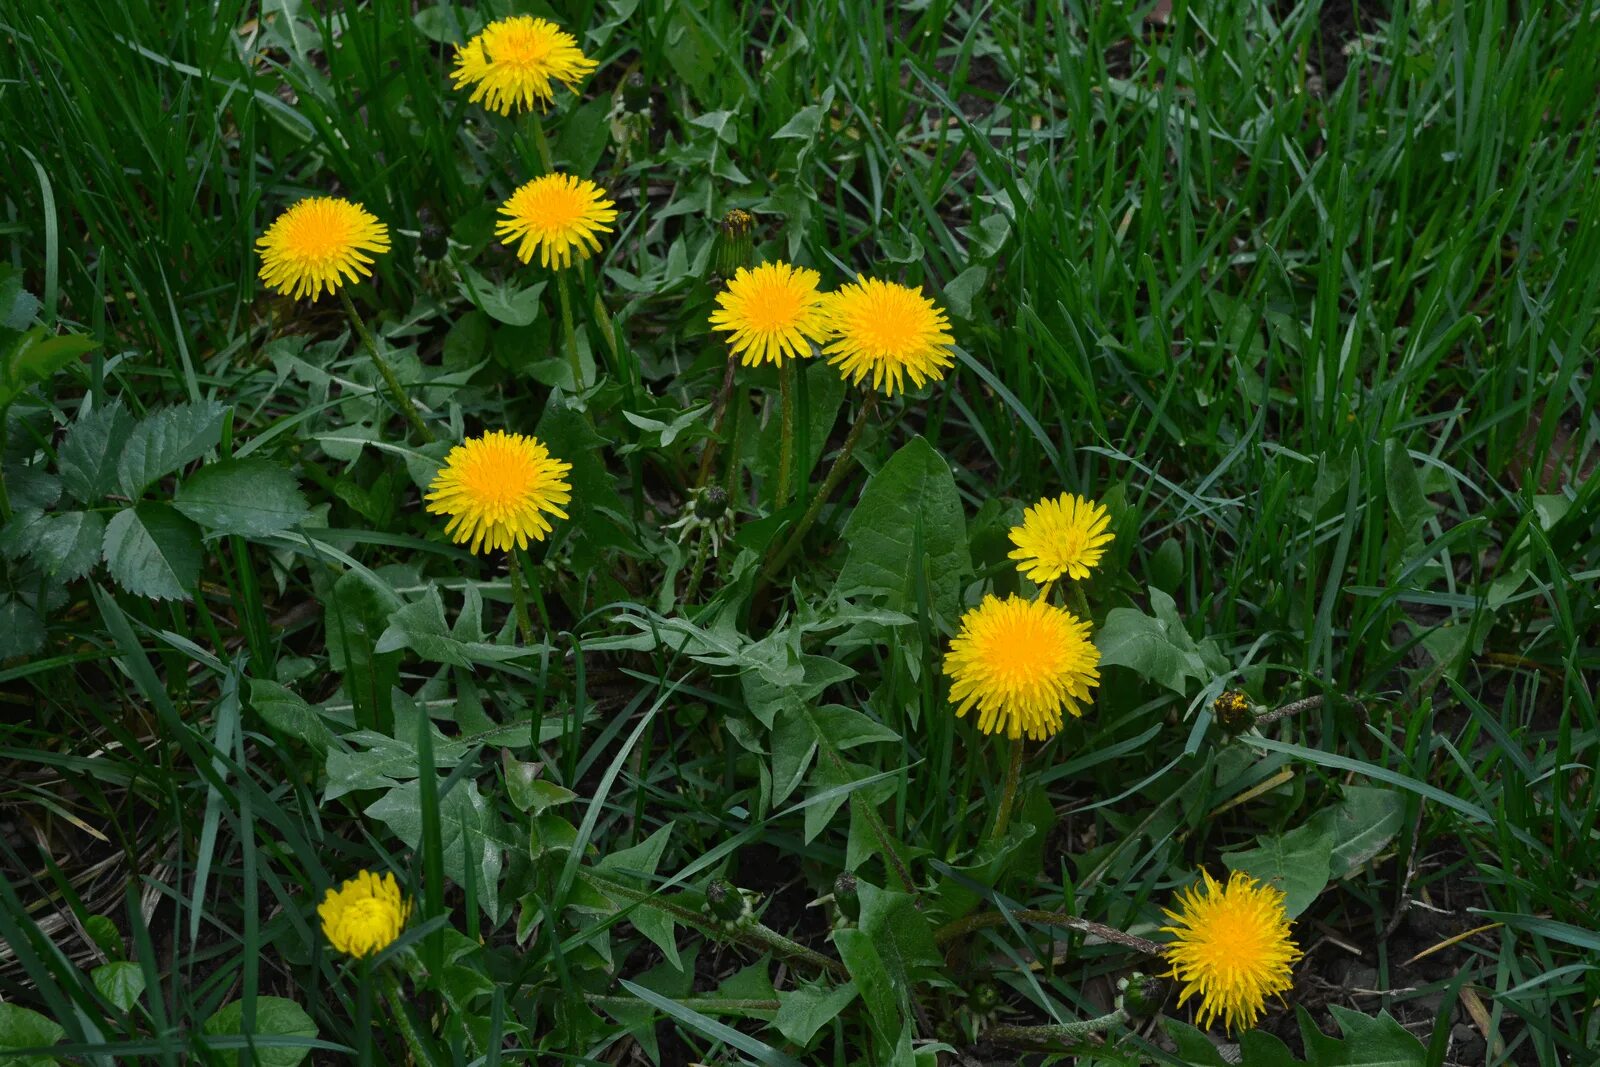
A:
0;0;1597;1063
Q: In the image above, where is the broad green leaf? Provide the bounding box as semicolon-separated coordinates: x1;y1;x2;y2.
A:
0;327;96;413
91;961;146;1011
174;458;309;538
58;401;135;502
1301;1005;1427;1066
322;728;468;801
1322;786;1404;879
116;399;227;497
366;777;509;921
597;825;680;970
1223;818;1335;918
0;1002;64;1066
102;504;202;600
374;587;538;666
774;981;858;1046
412;3;482;43
856;882;940;987
1383;439;1434;547
324;570;402;733
34;509;105;580
833;929;899;1044
459;266;544;326
838;436;971;623
942;266;988;319
558;96;612;175
1095;588;1213;694
202;996;318;1067
1160;1019;1231;1065
503;757;576;813
0;266;40;330
247;679;333;753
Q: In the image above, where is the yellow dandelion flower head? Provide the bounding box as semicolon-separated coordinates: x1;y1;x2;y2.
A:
256;197;390;302
1162;869;1302;1034
943;594;1100;741
708;261;831;367
425;430;573;554
317;870;411;959
496;174;618;271
450;15;598;115
1008;493;1114;584
821;275;955;396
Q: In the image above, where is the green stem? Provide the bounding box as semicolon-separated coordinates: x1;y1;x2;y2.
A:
586;994;780;1013
339;290;434;443
985;1009;1129;1050
933;908;1165;955
990;738;1024;844
580;870;847;980
684;524;712;603
1256;693;1325;726
528;110;555;172
1067;579;1091;621
556;269;582;389
759;391;876;583
507;549;537;647
776;360;795;509
380;970;439;1063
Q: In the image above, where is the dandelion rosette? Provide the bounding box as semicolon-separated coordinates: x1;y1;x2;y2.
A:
256;197;390;302
496;174;618;271
451;15;597;115
425;430;573;554
943;594;1100;740
1162;869;1302;1034
318;870;411;959
1008;492;1114;584
709;261;831;367
821;276;955;396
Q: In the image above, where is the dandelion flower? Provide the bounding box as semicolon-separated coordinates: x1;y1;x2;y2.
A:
1162;869;1301;1034
1008;493;1114;584
709;262;830;367
821;276;955;396
318;870;411;959
256;197;390;302
451;15;597;115
496;174;618;270
426;430;572;554
944;595;1100;740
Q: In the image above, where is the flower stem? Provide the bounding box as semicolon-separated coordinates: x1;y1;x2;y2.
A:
339;290;434;443
985;1008;1129;1050
776;360;795;509
990;738;1024;844
684;524;712;603
759;390;876;584
1067;579;1091;621
528;111;555;172
933;908;1165;955
507;549;537;647
1256;693;1325;725
555;269;582;389
380;970;439;1063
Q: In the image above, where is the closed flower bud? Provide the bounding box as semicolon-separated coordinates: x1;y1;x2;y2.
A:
714;209;756;276
1117;971;1167;1019
704;878;747;923
832;871;860;922
622;71;650;112
419;223;449;262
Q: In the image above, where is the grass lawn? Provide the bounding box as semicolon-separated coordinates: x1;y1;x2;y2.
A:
1;0;1596;1063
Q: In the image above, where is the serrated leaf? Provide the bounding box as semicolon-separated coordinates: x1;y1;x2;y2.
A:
1324;786;1404;879
202;996;318;1067
102;504;201;600
833;929;898;1044
248;679;333;753
374;587;537;666
34;509;106;580
856;881;939;987
117;399;227;497
174;458;309;537
1160;1019;1231;1065
0;597;45;657
59;401;135;501
838;436;971;623
1301;1005;1427;1066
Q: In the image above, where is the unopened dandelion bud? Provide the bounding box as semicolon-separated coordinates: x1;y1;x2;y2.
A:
832;872;860;922
700;485;729;521
1212;689;1257;736
419;223;449;262
622;71;650;112
714;209;756;275
1117;971;1166;1019
704;878;748;924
